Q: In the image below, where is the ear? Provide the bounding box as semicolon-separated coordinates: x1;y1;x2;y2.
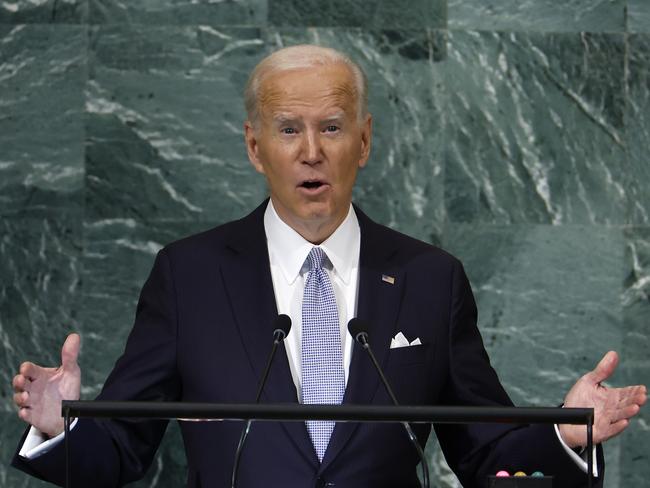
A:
244;121;265;175
358;114;372;169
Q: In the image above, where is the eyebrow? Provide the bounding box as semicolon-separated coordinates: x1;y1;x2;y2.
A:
272;114;300;125
321;112;345;123
271;111;346;126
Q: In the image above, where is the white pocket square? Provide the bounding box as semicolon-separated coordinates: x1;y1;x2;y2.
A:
389;331;422;349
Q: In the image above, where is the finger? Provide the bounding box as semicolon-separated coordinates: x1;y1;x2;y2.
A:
589;351;619;384
19;361;41;381
634;385;648;404
12;374;30;393
61;333;81;371
617;386;649;407
13;391;30;408
600;418;629;442
609;403;641;423
625;386;648;406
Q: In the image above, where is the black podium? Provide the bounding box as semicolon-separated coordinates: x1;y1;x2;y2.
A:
61;401;595;488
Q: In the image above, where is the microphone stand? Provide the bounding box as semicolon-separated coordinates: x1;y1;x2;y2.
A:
231;321;289;488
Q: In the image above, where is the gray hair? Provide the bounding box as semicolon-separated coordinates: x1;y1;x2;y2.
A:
244;44;368;128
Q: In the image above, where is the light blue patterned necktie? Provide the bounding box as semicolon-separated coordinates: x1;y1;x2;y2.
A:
301;246;345;462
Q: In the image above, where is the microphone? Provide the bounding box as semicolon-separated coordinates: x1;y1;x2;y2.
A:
271;315;291;346
231;314;292;488
347;318;430;488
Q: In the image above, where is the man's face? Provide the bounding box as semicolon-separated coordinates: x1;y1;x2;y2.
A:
245;63;372;242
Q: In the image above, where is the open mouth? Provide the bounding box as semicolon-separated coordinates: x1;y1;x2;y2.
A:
300;180;326;190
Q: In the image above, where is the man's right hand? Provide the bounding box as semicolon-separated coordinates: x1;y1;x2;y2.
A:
12;333;81;438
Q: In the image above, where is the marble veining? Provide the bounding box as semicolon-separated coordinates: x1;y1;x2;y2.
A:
448;0;625;33
269;0;446;28
0;0;86;23
88;0;267;26
626;35;650;224
443;30;627;225
628;0;650;33
0;25;86;219
86;25;268;223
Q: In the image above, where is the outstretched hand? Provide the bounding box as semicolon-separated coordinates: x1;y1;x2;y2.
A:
559;351;647;448
13;333;82;438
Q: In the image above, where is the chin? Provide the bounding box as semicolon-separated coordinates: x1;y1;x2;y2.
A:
303;201;337;219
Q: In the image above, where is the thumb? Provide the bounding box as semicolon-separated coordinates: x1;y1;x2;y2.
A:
61;333;81;371
589;350;618;385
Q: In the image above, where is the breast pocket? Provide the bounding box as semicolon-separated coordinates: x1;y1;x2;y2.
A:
385;343;431;404
388;343;430;366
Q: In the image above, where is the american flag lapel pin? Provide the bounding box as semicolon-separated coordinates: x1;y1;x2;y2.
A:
381;274;395;285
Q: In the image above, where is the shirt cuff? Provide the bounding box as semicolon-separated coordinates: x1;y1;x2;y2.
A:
553;423;598;477
18;419;78;460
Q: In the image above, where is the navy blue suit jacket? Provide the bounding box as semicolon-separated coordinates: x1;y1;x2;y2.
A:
13;201;601;487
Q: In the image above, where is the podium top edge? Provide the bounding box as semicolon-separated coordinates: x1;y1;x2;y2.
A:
60;402;593;425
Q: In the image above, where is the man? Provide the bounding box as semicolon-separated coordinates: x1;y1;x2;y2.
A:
11;45;647;487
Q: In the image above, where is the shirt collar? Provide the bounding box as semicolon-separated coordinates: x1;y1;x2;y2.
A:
264;199;359;285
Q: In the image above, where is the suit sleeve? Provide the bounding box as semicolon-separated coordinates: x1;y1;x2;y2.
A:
433;260;603;488
12;248;182;488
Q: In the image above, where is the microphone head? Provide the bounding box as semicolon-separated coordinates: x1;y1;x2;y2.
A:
273;314;292;341
347;318;369;344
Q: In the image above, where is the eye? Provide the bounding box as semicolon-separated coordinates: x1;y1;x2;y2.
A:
281;127;297;135
324;125;339;133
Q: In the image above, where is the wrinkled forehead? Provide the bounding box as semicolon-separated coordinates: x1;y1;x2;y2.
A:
258;63;359;120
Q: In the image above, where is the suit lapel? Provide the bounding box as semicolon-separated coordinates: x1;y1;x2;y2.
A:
320;207;405;472
219;201;318;466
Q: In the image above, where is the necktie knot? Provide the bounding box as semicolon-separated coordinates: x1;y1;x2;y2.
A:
306;246;326;272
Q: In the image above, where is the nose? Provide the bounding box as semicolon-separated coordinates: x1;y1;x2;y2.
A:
301;129;322;165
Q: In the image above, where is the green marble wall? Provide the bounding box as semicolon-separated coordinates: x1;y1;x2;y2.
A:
1;1;648;487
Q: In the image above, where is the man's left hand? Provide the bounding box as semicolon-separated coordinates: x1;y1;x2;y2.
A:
559;351;647;448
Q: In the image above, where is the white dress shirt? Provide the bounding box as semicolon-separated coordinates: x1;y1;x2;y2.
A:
264;200;360;401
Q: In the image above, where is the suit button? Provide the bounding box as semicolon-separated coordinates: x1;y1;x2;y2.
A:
314;476;325;488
